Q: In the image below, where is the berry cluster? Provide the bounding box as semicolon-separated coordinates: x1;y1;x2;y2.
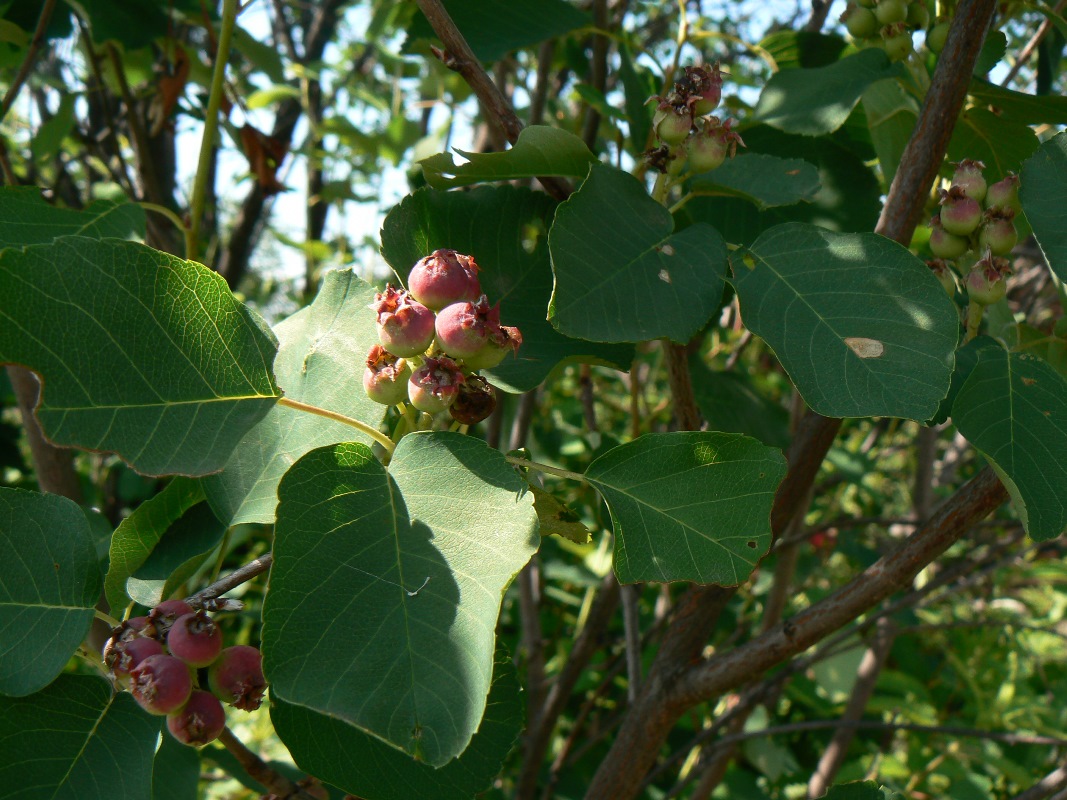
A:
926;160;1020;307
103;599;267;747
646;62;744;175
840;1;947;60
364;249;522;425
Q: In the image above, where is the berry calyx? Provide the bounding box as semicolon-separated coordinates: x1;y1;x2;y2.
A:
130;654;193;715
680;63;723;116
951;158;987;203
686;117;745;173
842;4;879;39
965;251;1011;306
167;611;224;667
978;207;1018;256
985;172;1021;213
148;600;194;640
926;258;957;297
103;635;165;677
449;375;497;425
208;645;267;711
167;690;226;746
928;215;969;260
363;344;411;406
652;100;692;146
463;323;523;371
435;296;497;358
939;185;982;236
408;356;465;414
408;249;481;311
370;286;435;358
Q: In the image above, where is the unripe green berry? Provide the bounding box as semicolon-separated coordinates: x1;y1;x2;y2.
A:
875;0;908;24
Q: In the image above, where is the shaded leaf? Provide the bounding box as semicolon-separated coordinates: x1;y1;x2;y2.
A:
754;49;904;136
549;164;727;343
271;648;523;800
0;185;144;247
420;126;595;190
731;223;959;421
928;336;1001;427
968;79;1067;127
689;153;820;210
758;29;848;70
947;108;1039;183
689;360;791;450
0;488;101;696
152;730;201;800
0;674;161;798
0;237;279;476
262;433;538;766
202;269;386;525
586;432;786;585
531;484;591;544
381;185;631;392
862;78;918;185
1020;130;1067;283
618;40;655;153
952;344;1067;541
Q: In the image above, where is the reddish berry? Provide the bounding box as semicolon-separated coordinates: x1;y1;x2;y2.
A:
652;102;692;146
463;324;523;371
939;185;982;236
926;19;950;53
167;690;227;746
130;654;193;715
686;117;744;173
681;63;723;116
408;249;481;311
875;0;908;24
208;645;267;711
951;158;987;203
408;356;465;414
104;635;165;676
928;215;968;260
148;600;194;640
363;344;411;406
435;296;499;358
449;376;497;425
965;251;1011;306
978;208;1017;256
926;259;957;297
985;172;1020;213
370;286;435;358
167;611;224;667
842;4;879;38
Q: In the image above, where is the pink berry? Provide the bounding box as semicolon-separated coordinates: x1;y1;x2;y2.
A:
208;645;267;711
965;251;1011;306
939;185;982;236
408;249;481;311
167;611;224;667
652;102;692;146
408;356;465;414
370;286;435;358
449;375;497;425
130;654;193;715
928;214;969;259
167;690;227;746
148;600;194;640
951;158;987;203
104;635;165;677
686;117;745;173
363;344;411;406
985;172;1020;213
681;63;723;116
978;208;1017;256
435;296;500;358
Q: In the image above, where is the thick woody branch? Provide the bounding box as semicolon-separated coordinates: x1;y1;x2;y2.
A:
217;727;320;799
5;367;83;501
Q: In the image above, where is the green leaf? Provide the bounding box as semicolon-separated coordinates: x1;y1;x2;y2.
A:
754;49;904;136
232;26;286;83
31;94;76;164
689;361;791;450
973;30;1007;76
404;0;589;63
0;488;101;696
862;78;918;185
262;433;538;766
271;648;523;800
952;345;1067;541
689;153;821;210
105;477;203;612
152;730;201;800
946;108;1039;182
585;432;786;585
1020;131;1067;283
928;336;1001;427
0;674;161;799
420;126;595;190
202;269;387;525
380;185;631;392
0;237;279;476
68;0;171;48
758;30;848;70
549;164;727;343
968;79;1067;127
246;84;302;109
531;484;592;544
731;223;960;421
125;502;225;608
824;783;894;799
618;40;655;153
0;186;144;247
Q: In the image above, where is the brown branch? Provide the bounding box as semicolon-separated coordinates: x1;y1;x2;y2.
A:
186;553;273;606
0;0;57;124
580;0;610;149
413;0;571;201
217;726;319;799
804;0;834;33
1001;0;1067;87
663;341;702;431
5;367;83;501
1012;766;1067;800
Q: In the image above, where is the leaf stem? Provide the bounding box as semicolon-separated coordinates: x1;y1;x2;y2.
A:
138;202;188;237
94;609;120;628
277;396;396;456
187;0;238;260
507;455;587;483
964;301;984;342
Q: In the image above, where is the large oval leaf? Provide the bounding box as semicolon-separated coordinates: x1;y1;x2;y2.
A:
1020;130;1067;283
731;223;959;421
0;488;101;696
549;163;727;344
952;344;1067;541
0;186;144;247
585;432;787;585
380;185;631;392
271;648;523;800
688;153;820;211
262;433;538;766
0;237;279;476
0;674;160;798
202;269;387;525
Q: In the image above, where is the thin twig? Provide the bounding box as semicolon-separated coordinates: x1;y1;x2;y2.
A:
0;0;57;124
1012;766;1067;800
1001;0;1067;87
186;554;273;606
621;584;642;701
